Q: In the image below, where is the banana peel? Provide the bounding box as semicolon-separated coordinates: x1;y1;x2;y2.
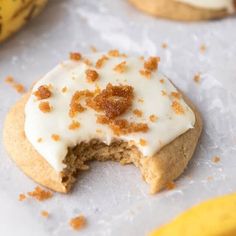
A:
0;0;47;43
150;192;236;236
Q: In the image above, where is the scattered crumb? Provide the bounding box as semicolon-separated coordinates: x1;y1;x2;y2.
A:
207;176;213;181
113;61;127;73
68;121;80;130
39;101;52;113
5;76;25;93
212;156;221;163
70;52;82;61
133;109;143;117
160;79;164;84
41;211;49;218
149;114;158;122
62;86;68;93
200;44;206;53
95;55;109;69
172;101;185;114
37;138;43;143
69;215;86;231
162;42;168;49
86;69;99;83
144;56;160;71
171;91;181;99
161;90;167;96
139;138;147;146
139;56;144;60
194;73;201;83
138;98;144;103
28;186;53;201
90;46;97;52
108;49;120;57
139;70;151;79
18;193;26;201
83;58;93;66
166;181;176;190
51;134;60;141
34;85;52;100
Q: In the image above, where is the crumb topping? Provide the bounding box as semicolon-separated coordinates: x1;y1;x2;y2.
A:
113;61;127;73
95;55;109;69
41;211;49;218
133;109;143;117
162;43;168;49
200;44;206;53
161;90;167;96
28;186;53;201
194;73;201;83
39;102;52;113
68;121;80;130
37;138;43;143
69;215;86;231
62;86;68;93
18;193;26;201
34;85;52;100
5;76;25;93
160;79;164;84
85;69;99;83
212;156;221;163
149;114;158;122
90;46;97;52
172;101;185;114
70;52;82;61
144;57;160;71
5;76;14;83
83;58;93;66
139;69;151;79
51;134;60;141
139;138;147;146
171;91;181;99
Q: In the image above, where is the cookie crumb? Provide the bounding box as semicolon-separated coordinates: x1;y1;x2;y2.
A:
133;109;143;117
86;69;99;83
51;134;60;141
139;139;147;146
69;215;86;231
160;79;164;84
83;58;93;66
96;55;109;69
90;46;97;52
37;138;43;143
5;76;14;83
166;181;176;190
149;114;158;122
212;156;221;163
138;98;144;103
68;121;80;130
113;61;127;73
41;211;49;218
200;44;206;53
139;70;151;79
162;43;168;49
194;73;201;83
70;52;82;61
28;186;53;201
39;101;52;113
62;86;68;93
34;85;52;100
5;76;25;93
161;90;167;96
171;91;181;99
172;101;185;114
144;57;160;71
108;49;120;57
18;193;26;201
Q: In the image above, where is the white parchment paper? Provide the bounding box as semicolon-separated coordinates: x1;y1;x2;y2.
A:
0;0;236;235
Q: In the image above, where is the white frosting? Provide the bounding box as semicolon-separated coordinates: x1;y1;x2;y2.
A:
24;53;195;172
176;0;235;12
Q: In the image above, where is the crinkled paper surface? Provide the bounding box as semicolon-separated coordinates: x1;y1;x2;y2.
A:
0;0;236;235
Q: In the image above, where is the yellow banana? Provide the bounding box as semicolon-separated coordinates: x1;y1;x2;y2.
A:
150;192;236;236
0;0;47;43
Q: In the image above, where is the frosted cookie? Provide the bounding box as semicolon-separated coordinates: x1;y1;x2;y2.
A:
128;0;236;21
3;51;202;194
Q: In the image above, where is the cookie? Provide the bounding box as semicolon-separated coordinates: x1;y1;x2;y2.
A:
128;0;236;21
3;52;202;194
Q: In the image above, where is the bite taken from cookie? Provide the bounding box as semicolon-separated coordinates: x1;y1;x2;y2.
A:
128;0;236;21
3;51;202;194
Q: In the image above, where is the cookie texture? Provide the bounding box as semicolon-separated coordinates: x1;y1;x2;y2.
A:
3;91;202;194
129;0;235;21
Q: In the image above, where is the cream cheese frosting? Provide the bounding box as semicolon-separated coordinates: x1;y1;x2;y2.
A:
24;53;195;172
175;0;235;12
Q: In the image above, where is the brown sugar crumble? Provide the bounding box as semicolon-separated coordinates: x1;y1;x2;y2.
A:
212;156;221;163
160;79;164;84
34;85;52;100
108;49;121;57
83;58;93;66
166;181;176;190
70;52;82;61
68;120;80;130
113;61;127;73
85;69;99;83
90;45;97;52
28;186;53;201
39;101;52;113
144;57;160;71
138;98;144;103
149;114;158;122
194;73;201;83
41;211;49;218
5;76;25;94
139;138;147;146
18;193;27;201
69;215;86;231
51;134;60;141
139;69;151;79
133;109;143;117
62;86;68;93
172;101;185;114
162;42;168;49
161;90;167;96
171;91;181;99
96;55;109;69
5;76;14;83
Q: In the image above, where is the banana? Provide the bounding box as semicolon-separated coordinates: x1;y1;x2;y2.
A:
150;192;236;236
0;0;47;43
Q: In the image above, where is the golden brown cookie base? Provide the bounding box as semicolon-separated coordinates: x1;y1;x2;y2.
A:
3;91;202;194
128;0;234;21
